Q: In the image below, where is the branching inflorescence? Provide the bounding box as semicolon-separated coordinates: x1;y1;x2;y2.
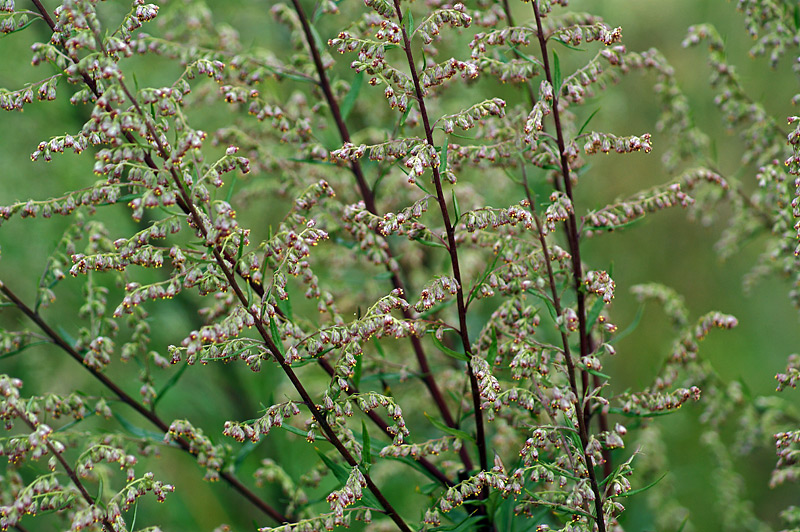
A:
0;0;798;531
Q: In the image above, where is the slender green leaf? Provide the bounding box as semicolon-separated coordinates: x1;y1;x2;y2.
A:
113;413;165;442
430;515;485;532
404;7;415;37
527;290;557;321
577;108;601;136
551;37;586;52
552;50;562;94
315;448;351;485
361;421;372;465
276;291;293;321
586;367;611;379
614;472;668;498
269;315;285;356
340;72;363;121
280;424;308;438
412;236;447;249
152;362;189;408
130;499;139;531
431;335;469;361
232;440;260;473
424;412;475;442
452;190;461;221
586;296;606;331
609;303;644;344
0;340;50;360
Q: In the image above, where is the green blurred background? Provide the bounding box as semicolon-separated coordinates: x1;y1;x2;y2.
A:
0;1;798;530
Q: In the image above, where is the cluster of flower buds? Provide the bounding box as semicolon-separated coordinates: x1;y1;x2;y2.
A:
556;307;579;333
474;56;540;84
112;278;183;318
351;392;409;444
524;99;551;144
364;0;395;18
583;131;652;155
326;467;366;520
374;197;429;237
469;27;536;58
447;139;519;167
671;312;737;363
76;444;137;479
70;246;163;276
419;57;479;92
379;436;461;459
164;419;225;480
259;507;372;532
223;401;302;443
415;4;472;44
584;182;694;233
438;476;484;513
550;386;578;412
192;59;226;83
471;355;502;411
552;22;622;47
461;203;535;234
114;217;181;258
476;299;539;361
114;472;175;516
510;347;551;380
619;386;701;414
561;58;611;105
771;429;800;487
438;98;506;133
543;191;573;233
403;141;440;181
519;428;556;465
775;354;800;391
584;270;615;303
0;474;67;530
83;335;114;370
413;275;459;311
178;306;255;363
602;423;627;450
0;185;119;227
0;76;58;111
496;387;539;411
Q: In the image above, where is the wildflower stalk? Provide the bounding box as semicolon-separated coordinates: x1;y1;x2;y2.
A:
531;2;607;530
0;280;291;524
30;1;442;518
288;0;475;476
389;0;491;525
11;401;116;532
90;23;412;525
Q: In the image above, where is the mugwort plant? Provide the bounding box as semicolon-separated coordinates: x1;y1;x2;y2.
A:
0;0;797;531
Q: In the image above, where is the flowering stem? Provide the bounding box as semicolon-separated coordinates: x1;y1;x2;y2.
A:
92;29;411;526
390;0;490;524
11;404;115;532
0;280;290;524
531;2;607;530
288;0;474;474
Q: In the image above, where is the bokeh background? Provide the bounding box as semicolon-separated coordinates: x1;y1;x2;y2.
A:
0;1;797;530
